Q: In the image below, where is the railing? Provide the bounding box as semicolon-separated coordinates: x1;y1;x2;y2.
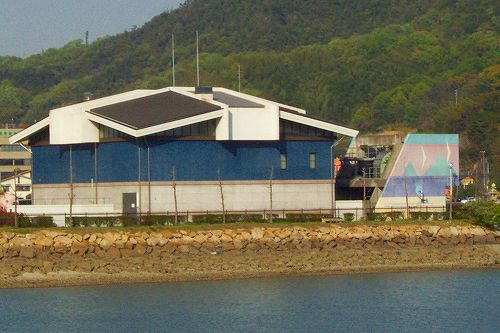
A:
0;205;457;227
362;167;381;179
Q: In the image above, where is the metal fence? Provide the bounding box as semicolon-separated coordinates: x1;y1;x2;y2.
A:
0;205;456;227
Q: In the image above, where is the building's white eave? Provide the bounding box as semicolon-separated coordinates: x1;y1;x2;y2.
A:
279;111;359;137
86;113;138;137
9;118;50;144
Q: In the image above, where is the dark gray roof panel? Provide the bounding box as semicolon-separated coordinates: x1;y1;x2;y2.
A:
213;91;264;108
88;91;222;130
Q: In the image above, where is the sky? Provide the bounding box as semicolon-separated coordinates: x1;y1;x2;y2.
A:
0;0;184;57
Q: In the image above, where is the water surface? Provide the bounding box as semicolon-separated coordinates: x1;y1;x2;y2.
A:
0;269;499;332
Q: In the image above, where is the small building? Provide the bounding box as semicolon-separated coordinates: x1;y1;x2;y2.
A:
0;170;32;208
337;132;459;210
10;87;358;215
0;128;31;180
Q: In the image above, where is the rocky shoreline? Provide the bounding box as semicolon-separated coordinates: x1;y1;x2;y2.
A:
1;224;499;288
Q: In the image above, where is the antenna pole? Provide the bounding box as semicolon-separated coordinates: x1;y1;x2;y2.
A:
238;64;241;92
172;33;175;87
196;30;200;86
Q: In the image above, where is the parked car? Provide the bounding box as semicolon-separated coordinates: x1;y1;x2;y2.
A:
458;196;475;203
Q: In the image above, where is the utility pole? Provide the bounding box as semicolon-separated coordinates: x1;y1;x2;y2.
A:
404;176;410;219
269;166;274;223
449;163;453;222
94;143;98;204
330;144;335;218
85;31;89;46
217;169;226;224
172;166;178;225
172;33;175;87
68;145;74;227
196;30;200;86
238;64;241;92
480;151;488;197
362;167;367;218
13;168;19;228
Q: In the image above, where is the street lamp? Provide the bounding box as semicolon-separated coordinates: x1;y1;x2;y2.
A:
330;144;335;217
13;168;20;228
448;163;453;222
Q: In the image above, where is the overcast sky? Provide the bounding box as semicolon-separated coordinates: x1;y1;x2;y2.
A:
0;0;184;57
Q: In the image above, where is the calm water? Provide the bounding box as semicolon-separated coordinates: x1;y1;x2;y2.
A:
0;269;499;333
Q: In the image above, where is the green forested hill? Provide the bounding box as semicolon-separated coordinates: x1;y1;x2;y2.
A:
0;0;498;177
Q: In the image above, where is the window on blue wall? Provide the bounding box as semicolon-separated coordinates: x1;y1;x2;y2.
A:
150;119;216;138
99;124;130;139
309;153;316;169
280;154;287;170
279;119;335;140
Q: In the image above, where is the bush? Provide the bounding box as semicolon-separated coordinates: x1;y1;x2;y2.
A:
69;216;117;227
17;216;32;228
0;210;55;228
366;211;404;221
117;216;139;227
343;213;354;222
139;215;181;225
31;216;56;227
454;200;499;229
0;212;15;227
192;214;264;224
410;212;433;220
285;214;331;222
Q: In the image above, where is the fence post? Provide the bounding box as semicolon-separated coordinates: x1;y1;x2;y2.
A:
355;208;358;221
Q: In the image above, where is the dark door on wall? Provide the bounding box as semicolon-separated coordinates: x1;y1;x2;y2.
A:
123;193;137;215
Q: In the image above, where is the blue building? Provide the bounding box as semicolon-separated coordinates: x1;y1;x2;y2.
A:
11;87;358;214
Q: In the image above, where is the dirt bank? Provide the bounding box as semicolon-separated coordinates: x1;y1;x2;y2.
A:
1;245;499;289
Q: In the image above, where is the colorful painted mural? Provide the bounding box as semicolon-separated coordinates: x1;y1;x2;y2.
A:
376;134;459;207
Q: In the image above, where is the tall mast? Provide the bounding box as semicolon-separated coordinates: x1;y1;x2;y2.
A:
196;30;200;86
172;33;175;87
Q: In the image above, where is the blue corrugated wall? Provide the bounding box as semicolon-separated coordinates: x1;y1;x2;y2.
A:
32;140;333;184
